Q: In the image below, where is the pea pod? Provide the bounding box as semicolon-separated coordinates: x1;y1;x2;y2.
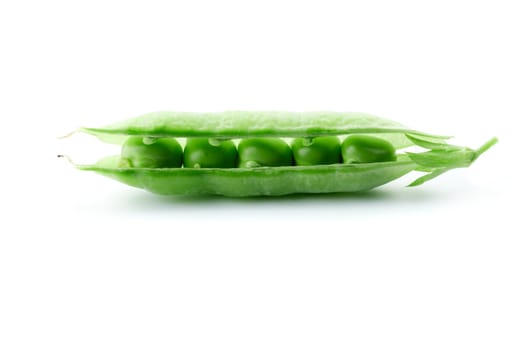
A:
62;111;497;197
76;111;445;145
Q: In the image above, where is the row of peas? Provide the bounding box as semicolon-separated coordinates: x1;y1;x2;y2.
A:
119;135;397;169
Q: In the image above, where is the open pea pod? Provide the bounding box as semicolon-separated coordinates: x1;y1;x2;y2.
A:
64;111;497;197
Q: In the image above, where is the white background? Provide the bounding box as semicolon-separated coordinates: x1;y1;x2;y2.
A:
1;0;524;349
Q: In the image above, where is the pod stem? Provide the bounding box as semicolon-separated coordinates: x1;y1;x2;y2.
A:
407;136;498;187
474;137;498;160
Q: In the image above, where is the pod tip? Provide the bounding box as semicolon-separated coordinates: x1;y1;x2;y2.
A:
57;130;78;139
57;154;75;165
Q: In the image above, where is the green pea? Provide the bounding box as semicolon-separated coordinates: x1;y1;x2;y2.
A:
341;135;396;164
238;138;293;167
120;136;182;168
183;138;237;168
291;136;341;165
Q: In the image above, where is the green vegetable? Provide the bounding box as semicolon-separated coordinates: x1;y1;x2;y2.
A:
292;136;341;166
78;111;444;145
341;135;396;164
120;136;182;168
183;138;237;168
238;138;293;168
81;155;417;196
62;111;497;197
